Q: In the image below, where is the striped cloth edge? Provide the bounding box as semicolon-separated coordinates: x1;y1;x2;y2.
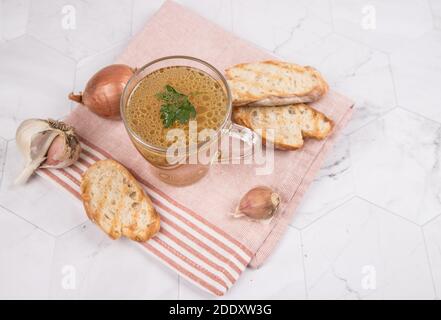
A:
36;137;254;296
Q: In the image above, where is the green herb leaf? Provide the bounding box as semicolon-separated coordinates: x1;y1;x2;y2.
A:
156;85;197;128
160;104;177;128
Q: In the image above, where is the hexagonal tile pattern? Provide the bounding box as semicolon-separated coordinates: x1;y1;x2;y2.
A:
292;33;396;134
74;42;127;94
175;0;234;32
132;0;165;36
0;141;87;236
228;0;332;55
350;108;441;225
302;197;434;299
430;0;441;29
423;215;441;298
390;31;441;123
27;0;132;61
298;0;332;24
0;0;29;41
0;206;55;299
50;221;179;299
291;135;354;229
0;36;75;139
271;16;332;58
331;0;433;53
179;227;305;299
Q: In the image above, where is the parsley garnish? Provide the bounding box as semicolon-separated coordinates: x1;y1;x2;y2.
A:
156;85;197;128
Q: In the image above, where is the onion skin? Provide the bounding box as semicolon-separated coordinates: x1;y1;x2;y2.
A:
69;64;134;119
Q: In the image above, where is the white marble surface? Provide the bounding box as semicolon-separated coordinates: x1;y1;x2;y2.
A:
0;0;440;300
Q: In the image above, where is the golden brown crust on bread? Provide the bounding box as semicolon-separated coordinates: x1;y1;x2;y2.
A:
80;159;160;242
226;61;328;107
232;104;333;150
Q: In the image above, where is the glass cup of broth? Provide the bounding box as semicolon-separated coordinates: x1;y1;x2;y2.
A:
120;56;257;186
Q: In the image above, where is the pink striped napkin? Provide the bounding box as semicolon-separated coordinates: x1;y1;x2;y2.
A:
37;0;353;296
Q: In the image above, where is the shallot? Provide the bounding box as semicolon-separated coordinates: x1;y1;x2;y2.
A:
69;64;135;119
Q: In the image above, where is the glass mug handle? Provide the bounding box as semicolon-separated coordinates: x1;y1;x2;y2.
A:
216;121;260;164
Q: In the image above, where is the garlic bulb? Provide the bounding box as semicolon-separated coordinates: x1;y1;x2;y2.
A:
15;119;81;185
234;186;281;220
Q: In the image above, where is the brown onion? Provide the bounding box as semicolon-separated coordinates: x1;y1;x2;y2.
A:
69;64;135;119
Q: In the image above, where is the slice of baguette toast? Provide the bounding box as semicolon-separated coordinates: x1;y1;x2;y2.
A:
226;60;328;107
80;159;160;242
232;104;333;150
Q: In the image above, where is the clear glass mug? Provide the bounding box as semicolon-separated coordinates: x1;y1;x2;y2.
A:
120;56;257;186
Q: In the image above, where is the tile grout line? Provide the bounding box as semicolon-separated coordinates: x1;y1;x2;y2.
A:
397;106;441;128
329;0;336;33
427;0;437;30
45;232;58;299
355;195;424;227
0;203;56;238
271;14;308;56
421;226;439;299
229;0;234;33
304;209;378;296
288;194;355;230
2;138;85;237
332;31;390;56
422;212;441;228
0;33;27;44
129;0;135;36
287;223;300;231
0;161;56;301
75;38;130;68
289;136;355;230
0;139;8;189
27;34;77;64
344;106;398;137
55;220;89;239
386;53;400;109
299;231;309;299
304;0;334;27
347;133;358;206
298;195;358;232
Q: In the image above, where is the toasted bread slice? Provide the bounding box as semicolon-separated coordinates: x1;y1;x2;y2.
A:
226;60;328;107
232;104;333;150
80;159;160;242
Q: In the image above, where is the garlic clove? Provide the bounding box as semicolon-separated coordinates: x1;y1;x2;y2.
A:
15;129;60;185
14;161;42;186
235;186;281;220
42;135;65;166
30;130;60;161
41;134;81;168
16;119;52;159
